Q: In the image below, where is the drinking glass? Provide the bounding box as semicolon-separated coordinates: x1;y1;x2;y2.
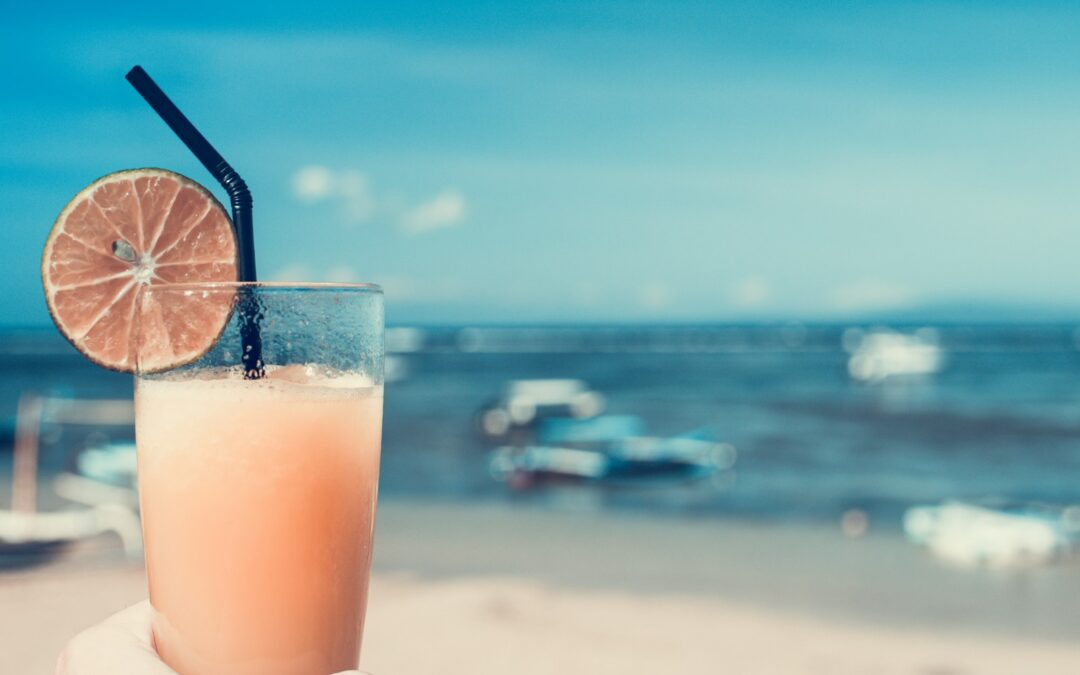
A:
134;282;383;675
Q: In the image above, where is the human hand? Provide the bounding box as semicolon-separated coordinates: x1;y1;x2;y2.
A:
56;601;368;674
56;601;173;674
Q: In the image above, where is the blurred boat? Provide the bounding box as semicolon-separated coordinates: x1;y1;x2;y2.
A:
610;432;735;477
539;415;645;445
844;328;944;382
490;446;609;483
903;501;1078;569
52;439;140;508
52;473;139;510
477;379;605;437
0;395;141;564
0;505;142;560
76;441;137;487
490;429;735;488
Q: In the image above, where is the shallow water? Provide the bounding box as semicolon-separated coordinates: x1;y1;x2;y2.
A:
4;324;1080;527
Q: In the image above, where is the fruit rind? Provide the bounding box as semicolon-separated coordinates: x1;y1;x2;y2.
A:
41;168;239;373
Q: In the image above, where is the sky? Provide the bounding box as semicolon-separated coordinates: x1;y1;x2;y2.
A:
6;1;1080;325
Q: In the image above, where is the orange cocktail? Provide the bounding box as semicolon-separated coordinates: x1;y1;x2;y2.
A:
134;283;385;675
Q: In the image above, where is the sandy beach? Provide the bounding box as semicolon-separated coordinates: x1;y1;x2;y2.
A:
2;499;1078;674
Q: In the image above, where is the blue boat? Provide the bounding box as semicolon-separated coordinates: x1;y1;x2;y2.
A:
539;415;645;445
489;429;735;488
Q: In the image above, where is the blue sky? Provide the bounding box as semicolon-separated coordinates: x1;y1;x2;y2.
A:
6;2;1080;324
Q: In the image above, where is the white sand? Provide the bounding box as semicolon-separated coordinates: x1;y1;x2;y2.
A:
3;566;1079;675
363;574;1080;675
2;500;1078;674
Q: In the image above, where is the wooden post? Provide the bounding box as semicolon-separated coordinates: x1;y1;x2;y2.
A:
12;395;43;514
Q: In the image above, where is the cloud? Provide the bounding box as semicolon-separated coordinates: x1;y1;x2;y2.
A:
291;166;335;201
399;189;467;234
830;280;916;312
290;166;463;234
730;276;769;308
290;165;376;224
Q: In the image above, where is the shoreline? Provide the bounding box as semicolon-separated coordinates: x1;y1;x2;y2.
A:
4;497;1079;642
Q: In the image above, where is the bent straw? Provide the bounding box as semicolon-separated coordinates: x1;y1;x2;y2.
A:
125;65;264;378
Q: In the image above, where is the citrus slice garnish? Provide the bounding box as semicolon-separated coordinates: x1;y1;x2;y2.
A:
42;168;238;372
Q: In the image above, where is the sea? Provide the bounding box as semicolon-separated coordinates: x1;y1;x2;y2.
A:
4;323;1080;531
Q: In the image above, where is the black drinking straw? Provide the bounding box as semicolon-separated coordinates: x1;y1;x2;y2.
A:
125;65;264;378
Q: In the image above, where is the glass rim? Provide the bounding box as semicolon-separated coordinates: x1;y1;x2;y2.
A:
143;280;383;293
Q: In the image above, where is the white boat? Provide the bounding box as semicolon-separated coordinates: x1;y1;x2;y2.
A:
844;328;944;382
477;379;605;436
903;501;1077;569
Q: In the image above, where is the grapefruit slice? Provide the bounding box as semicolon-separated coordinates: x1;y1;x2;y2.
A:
42;168;238;372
